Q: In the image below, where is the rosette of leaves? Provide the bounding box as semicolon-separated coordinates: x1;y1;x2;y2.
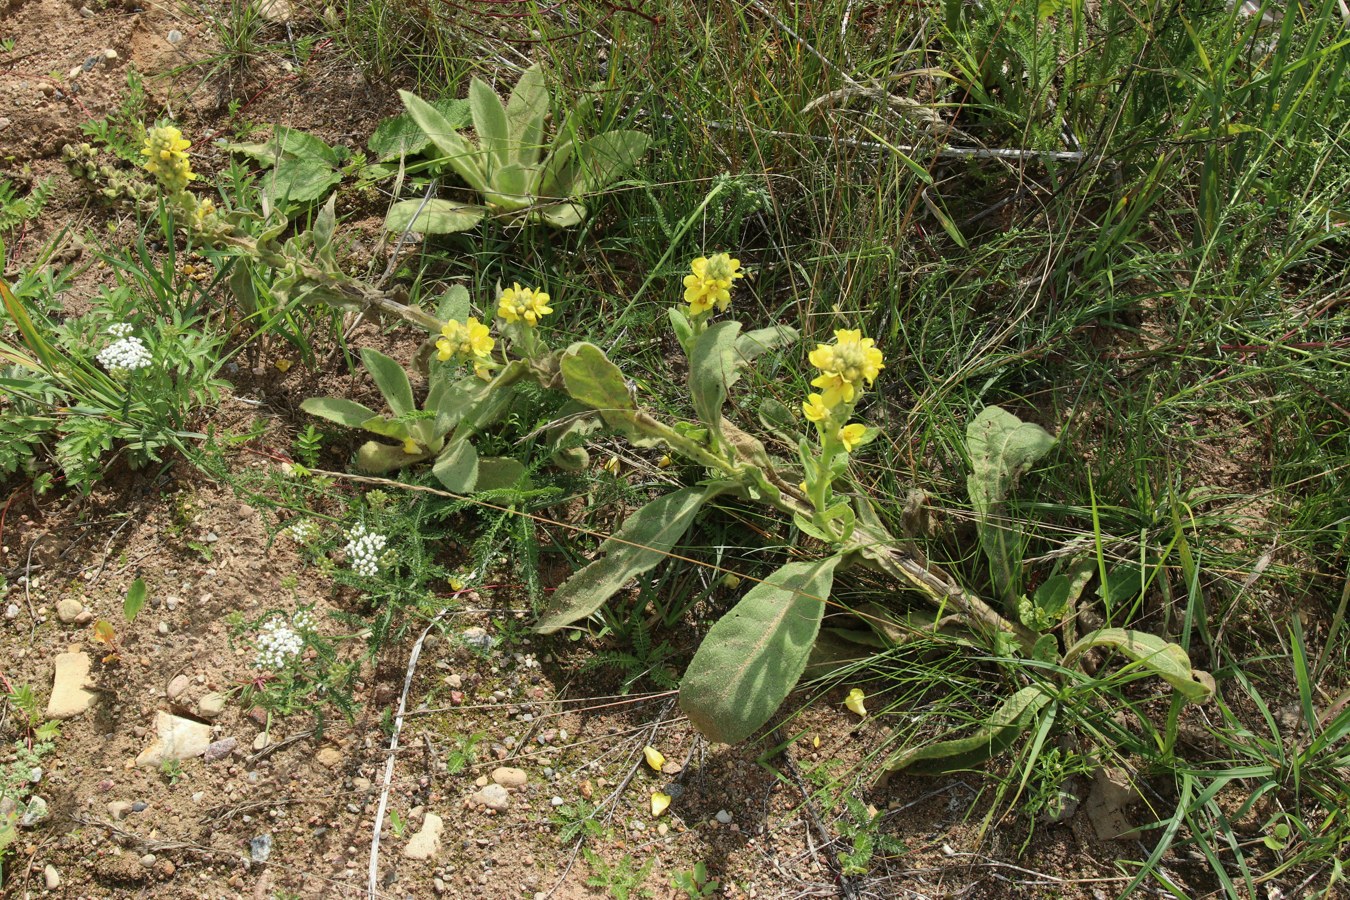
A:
300;287;530;491
385;64;651;233
222;127;352;215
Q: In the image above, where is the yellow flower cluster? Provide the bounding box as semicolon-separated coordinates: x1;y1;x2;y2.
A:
141;125;196;195
801;329;884;455
436;317;494;371
683;253;744;316
807;329;884;407
497;283;553;326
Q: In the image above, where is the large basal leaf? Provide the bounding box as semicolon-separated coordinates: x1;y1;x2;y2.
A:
967;405;1056;519
680;555;843;744
360;348;414;418
384;199;486;235
474;457;530;492
434;284;472;323
469;77;512;172
735;326;799;369
1063;628;1215;703
966;406;1055;600
537;201;586;228
398;90;488;193
357;440;426;473
433;438;479;494
504;63;549;168
263;156;341;208
884;685;1054;776
300;396;380;428
534;484;728;633
560;342;634;412
486;163;531;211
368;98;470;161
688;321;741;436
568;130;651;196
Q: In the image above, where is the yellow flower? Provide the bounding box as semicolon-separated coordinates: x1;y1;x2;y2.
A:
643;746;666;771
801;393;832;423
602;456;621;475
402;437;420;455
809;371;857;407
837;423;867;453
436;317;494;363
651;792;672;817
657;454;673;469
141;124;196;195
190;197;217;231
808;329;884;397
682;253;744;316
844;687;867;717
497;283;553;326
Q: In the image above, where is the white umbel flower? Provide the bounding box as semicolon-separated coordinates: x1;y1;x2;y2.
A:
97;325;152;374
255;619;304;670
344;523;388;577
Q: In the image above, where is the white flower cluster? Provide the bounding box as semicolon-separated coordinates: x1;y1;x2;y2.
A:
255;619;304;670
96;324;152;374
345;524;388;577
292;609;315;632
286;520;317;544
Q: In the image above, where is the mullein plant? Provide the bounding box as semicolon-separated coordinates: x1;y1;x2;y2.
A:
143;127;1215;767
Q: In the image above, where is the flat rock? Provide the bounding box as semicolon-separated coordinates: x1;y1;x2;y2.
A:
468;783;510;811
402;812;443;860
47;651;97;719
135;712;213;767
167;674;190;700
56;598;84;624
44;865;61;889
490;766;527;788
204;737;237;761
316;747;342;768
198;692;227;718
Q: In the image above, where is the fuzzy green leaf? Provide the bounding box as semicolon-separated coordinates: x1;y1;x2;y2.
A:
384;199;486;235
535;485;729;633
966;406;1055;601
475;457;530;492
434;284;472;324
568;130;650;196
263;156;341;209
536;201;586;228
301;396;381;428
360;348;414;418
680;556;843;744
433;438;479;494
368;98;470;160
1063;628;1215;703
469;77;512;172
688;321;741;437
735;326;799;368
884;685;1053;776
560;342;634;412
356;441;425;473
505;63;550;168
398;90;488;193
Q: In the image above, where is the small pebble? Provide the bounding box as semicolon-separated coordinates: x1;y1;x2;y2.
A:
715;809;733;824
167;29;183;44
44;865;61;889
550;796;564;807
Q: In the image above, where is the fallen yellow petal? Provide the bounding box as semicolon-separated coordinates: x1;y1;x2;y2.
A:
274;358;292;372
643;745;665;771
651;791;671;816
812;735;821;749
657;455;673;469
844;688;867;717
603;456;621;475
